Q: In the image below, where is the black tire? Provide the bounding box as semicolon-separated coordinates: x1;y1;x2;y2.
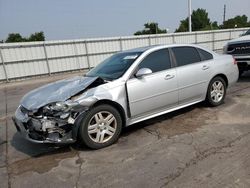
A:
206;76;227;107
78;104;122;149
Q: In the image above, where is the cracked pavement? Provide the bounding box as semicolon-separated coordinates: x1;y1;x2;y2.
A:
0;72;250;188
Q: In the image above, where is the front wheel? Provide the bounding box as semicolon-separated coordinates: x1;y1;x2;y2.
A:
206;77;226;107
78;104;122;149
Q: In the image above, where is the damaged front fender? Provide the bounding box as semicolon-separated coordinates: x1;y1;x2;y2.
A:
13;76;107;144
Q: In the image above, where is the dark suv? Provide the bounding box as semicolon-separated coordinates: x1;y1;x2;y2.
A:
224;29;250;76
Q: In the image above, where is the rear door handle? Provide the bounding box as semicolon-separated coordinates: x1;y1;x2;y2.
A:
202;65;210;70
165;74;175;80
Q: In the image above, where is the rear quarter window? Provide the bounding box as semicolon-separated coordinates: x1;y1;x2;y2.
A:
197;48;213;61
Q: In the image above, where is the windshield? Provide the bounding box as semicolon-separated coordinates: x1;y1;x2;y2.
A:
86;52;142;80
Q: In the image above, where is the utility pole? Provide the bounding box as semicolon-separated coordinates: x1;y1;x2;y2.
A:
223;4;226;23
188;0;192;32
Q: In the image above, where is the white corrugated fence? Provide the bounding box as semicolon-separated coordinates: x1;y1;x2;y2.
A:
0;28;249;82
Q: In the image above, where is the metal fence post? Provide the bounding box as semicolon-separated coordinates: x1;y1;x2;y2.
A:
84;41;91;70
119;37;123;51
43;42;51;75
229;29;232;40
212;32;215;51
195;32;198;44
155;35;159;45
73;41;81;70
0;48;8;82
172;34;176;44
148;36;151;46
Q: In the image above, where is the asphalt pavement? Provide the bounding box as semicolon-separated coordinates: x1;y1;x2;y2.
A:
0;72;250;188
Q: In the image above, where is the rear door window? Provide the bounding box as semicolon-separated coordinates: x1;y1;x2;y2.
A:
172;47;201;67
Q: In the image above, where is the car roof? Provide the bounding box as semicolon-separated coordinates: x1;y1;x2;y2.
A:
122;44;216;55
122;45;161;53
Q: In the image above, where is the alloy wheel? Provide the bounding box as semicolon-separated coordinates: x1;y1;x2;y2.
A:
210;80;225;103
87;111;117;143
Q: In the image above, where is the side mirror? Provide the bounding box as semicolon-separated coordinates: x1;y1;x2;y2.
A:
135;68;152;78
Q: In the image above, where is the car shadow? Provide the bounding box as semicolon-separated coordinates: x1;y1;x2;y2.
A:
9;133;79;175
11;133;73;157
121;102;205;137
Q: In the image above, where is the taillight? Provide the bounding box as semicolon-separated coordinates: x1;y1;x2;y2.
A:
233;58;237;65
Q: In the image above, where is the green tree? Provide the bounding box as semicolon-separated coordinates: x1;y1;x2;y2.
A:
192;8;211;30
5;33;24;43
28;32;45;41
220;15;250;29
5;31;45;43
134;22;167;35
176;8;218;32
201;21;219;31
176;19;189;32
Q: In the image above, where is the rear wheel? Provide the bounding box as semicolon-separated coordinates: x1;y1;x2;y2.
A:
79;104;122;149
206;77;226;107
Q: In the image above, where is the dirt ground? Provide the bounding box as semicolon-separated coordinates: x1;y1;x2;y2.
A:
0;71;250;188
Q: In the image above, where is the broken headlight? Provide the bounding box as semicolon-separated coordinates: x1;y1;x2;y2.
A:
45;101;78;112
50;102;69;111
42;101;79;119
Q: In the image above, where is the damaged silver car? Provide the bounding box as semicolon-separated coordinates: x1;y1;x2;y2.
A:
13;44;239;149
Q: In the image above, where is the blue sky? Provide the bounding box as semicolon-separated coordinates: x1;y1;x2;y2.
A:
0;0;250;41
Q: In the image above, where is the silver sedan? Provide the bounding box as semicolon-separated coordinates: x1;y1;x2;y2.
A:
13;44;239;149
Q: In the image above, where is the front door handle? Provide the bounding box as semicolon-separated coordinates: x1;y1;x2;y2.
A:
202;65;210;70
165;74;175;80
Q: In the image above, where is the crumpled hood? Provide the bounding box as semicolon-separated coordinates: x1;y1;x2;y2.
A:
21;76;99;111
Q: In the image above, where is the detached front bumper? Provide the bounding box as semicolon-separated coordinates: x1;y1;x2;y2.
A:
12;106;76;144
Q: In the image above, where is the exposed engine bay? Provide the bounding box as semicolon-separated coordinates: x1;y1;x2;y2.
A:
20;104;78;143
